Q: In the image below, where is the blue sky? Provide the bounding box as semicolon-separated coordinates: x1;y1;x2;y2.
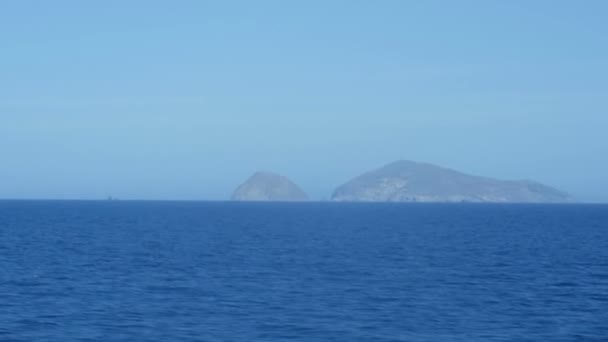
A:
1;1;607;201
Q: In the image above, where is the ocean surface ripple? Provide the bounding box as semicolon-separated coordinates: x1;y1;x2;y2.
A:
1;201;607;341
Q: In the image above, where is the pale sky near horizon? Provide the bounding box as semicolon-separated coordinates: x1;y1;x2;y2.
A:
1;1;607;201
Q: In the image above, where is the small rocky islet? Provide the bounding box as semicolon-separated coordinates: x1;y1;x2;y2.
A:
231;171;309;202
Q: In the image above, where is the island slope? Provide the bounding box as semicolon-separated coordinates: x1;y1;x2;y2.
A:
332;160;572;203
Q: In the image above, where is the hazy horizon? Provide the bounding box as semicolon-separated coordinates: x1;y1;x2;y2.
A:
1;1;607;202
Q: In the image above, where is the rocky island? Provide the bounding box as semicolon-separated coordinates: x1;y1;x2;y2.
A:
231;171;309;201
332;160;572;203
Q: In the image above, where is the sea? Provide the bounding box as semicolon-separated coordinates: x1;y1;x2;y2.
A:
0;201;607;341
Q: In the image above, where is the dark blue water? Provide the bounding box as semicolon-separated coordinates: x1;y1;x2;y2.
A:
0;201;607;341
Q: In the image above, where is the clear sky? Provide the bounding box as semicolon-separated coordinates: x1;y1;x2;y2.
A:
1;1;606;201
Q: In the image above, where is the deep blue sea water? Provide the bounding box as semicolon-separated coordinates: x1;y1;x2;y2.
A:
0;201;607;341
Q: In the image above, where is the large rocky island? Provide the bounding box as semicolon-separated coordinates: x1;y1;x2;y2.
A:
332;160;572;203
232;171;309;201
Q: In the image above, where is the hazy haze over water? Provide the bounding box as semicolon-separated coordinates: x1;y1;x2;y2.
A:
0;1;607;201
